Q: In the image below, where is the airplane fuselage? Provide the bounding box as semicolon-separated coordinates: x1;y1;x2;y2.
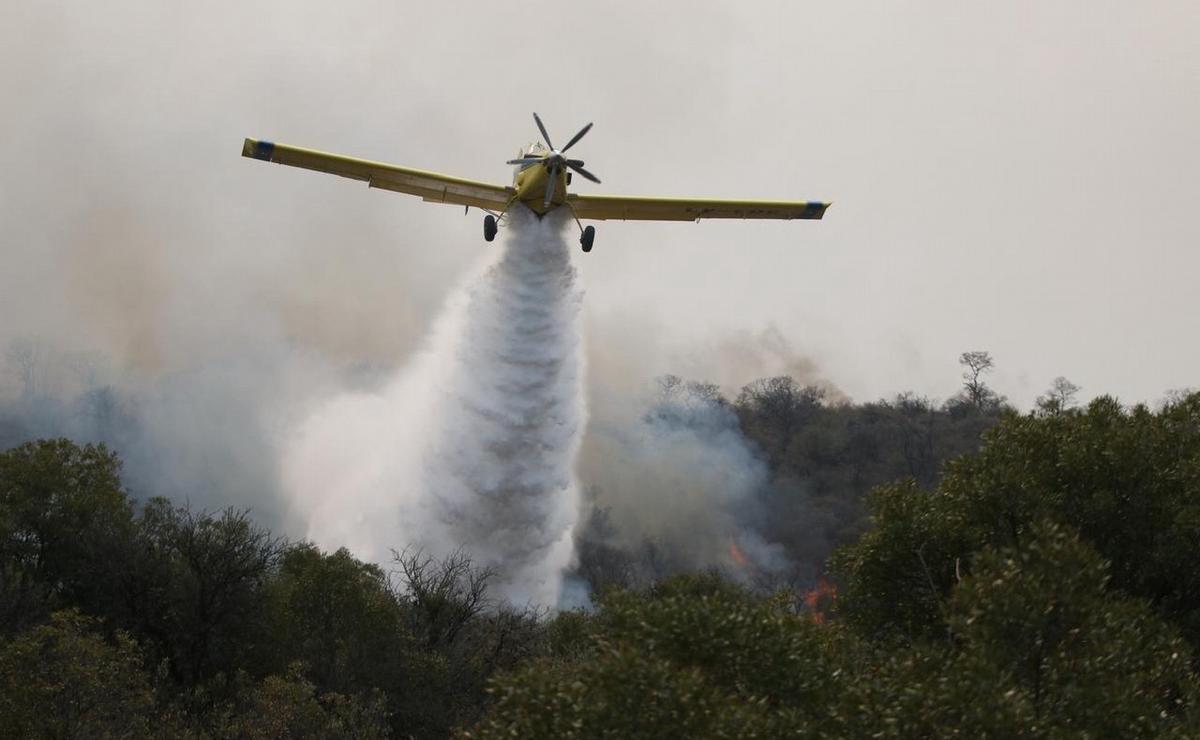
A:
511;150;569;216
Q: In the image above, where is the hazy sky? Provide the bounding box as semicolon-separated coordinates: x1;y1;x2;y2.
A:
3;0;1198;414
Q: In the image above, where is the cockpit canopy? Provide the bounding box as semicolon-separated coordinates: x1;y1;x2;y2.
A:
521;142;548;157
512;142;548;172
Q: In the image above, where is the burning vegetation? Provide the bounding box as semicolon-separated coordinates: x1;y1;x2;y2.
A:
802;577;837;624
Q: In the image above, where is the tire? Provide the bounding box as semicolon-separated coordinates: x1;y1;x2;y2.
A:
581;225;595;253
483;215;498;242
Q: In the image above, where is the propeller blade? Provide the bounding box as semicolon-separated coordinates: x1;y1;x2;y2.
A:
567;162;601;184
561;122;593;153
566;159;585;167
543;163;559;207
532;112;554;151
506;157;544;165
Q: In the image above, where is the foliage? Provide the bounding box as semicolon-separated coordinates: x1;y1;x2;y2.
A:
833;393;1200;642
262;544;407;692
735;378;1007;578
1036;375;1081;415
3;384;1200;738
389;547;546;737
594;573;847;715
956;350;1004;410
124;497;284;686
575;374;1009;594
468;644;775;739
395;547;494;650
829;477;974;639
945;521;1198;736
215;664;391;740
831;523;1200;738
472;526;1200;738
0;439;134;633
262;543;466;737
0;610;155;737
468;574;836;739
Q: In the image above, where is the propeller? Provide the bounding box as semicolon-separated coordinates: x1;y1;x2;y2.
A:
506;113;602;207
533;112;556;151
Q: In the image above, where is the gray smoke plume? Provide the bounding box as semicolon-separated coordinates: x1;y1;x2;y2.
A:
576;375;791;586
283;208;585;605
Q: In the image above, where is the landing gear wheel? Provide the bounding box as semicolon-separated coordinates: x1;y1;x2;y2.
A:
580;225;595;253
483;215;498;242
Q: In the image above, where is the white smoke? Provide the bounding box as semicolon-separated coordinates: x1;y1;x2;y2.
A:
576;376;792;583
282;208;585;606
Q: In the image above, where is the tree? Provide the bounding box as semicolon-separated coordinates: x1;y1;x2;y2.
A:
263;545;407;691
0;438;134;633
393;548;494;650
0;610;155;737
942;522;1199;736
128;498;284;685
467;574;848;738
217;664;390;740
575;369;1010;599
467;644;775;739
572;505;642;592
259;543;466;736
473;534;1200;738
833;392;1200;644
828;477;974;640
1036;376;1081;415
957;351;1001;409
829;523;1200;738
391;547;546;737
735;376;825;467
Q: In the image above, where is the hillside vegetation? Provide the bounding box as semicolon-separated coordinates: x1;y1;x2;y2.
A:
2;376;1198;737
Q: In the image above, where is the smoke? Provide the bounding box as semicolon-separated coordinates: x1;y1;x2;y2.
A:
283;208;585;606
576;375;791;585
0;335;343;525
571;323;846;590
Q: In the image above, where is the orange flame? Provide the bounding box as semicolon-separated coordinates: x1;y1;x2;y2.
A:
802;578;837;624
727;540;750;568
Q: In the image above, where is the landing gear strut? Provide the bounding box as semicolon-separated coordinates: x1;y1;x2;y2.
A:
483;214;498;242
580;225;595;253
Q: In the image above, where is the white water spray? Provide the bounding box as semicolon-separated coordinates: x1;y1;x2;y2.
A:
282;208;585;605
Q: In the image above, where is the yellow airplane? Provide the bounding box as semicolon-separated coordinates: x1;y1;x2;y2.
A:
242;113;828;253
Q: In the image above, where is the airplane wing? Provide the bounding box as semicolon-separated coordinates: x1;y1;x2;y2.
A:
567;194;829;221
242;138;515;211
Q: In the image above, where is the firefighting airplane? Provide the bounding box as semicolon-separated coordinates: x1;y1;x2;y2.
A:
242;113;828;252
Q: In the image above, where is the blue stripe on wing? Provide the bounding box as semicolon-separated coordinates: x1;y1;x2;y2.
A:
252;140;275;161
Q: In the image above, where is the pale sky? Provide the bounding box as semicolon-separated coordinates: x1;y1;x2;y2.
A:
3;0;1198;416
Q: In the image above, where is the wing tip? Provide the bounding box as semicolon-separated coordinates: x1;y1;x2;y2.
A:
804;201;831;219
241;138;275;161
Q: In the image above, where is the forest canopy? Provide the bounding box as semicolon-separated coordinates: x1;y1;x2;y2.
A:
2;375;1199;738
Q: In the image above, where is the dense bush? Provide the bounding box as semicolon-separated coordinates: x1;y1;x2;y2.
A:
471;525;1200;738
0;440;544;737
833;394;1200;643
3;387;1199;737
